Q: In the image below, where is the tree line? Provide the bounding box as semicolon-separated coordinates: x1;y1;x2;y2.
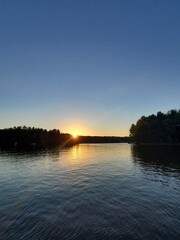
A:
130;109;180;144
0;126;131;150
78;136;131;144
2;109;179;150
0;126;75;149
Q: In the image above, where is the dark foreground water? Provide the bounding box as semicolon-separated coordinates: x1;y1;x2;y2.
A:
0;144;180;240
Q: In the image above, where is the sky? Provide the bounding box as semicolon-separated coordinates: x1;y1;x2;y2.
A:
1;0;180;136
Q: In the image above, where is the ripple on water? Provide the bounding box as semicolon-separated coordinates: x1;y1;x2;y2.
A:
0;144;180;240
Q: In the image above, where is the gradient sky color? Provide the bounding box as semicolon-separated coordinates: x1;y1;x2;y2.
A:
1;0;180;136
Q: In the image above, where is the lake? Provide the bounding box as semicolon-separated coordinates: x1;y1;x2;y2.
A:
0;144;180;240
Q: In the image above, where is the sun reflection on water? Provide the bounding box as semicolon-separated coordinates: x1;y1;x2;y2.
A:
61;145;87;167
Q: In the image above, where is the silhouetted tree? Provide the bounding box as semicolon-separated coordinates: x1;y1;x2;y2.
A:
0;126;66;149
130;109;180;143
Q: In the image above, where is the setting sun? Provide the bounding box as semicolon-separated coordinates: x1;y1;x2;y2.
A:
72;133;78;138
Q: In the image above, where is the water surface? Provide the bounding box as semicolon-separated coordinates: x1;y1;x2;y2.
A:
0;144;180;240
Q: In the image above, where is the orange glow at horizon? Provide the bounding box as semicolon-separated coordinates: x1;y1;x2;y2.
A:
61;122;91;136
60;121;129;137
72;133;78;138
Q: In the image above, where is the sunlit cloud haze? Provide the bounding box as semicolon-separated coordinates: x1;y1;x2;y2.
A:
1;0;180;136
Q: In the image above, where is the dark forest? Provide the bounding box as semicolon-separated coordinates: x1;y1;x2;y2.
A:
130;109;180;144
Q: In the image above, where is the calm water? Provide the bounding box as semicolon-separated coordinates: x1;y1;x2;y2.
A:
0;144;180;240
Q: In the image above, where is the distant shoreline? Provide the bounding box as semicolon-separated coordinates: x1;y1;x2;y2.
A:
0;126;132;150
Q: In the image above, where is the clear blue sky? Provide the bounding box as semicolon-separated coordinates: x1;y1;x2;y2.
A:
1;0;180;136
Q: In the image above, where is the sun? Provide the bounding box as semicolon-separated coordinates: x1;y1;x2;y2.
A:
72;133;78;138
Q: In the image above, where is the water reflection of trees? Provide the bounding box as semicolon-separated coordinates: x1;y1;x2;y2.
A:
131;145;180;182
0;145;74;163
132;145;180;168
0;149;47;161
